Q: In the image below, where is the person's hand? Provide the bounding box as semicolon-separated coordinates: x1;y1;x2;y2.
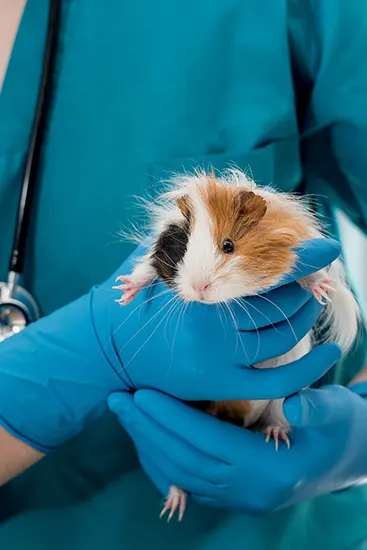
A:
97;238;341;401
108;379;367;515
0;238;340;451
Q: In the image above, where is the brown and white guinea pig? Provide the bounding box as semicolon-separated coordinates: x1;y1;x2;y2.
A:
114;168;360;520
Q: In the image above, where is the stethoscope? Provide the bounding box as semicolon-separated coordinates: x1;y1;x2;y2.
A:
0;0;59;341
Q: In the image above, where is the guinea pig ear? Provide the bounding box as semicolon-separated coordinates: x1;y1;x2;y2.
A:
176;195;191;220
234;190;267;231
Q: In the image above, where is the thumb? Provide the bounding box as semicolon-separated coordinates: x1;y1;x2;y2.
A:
283;385;352;428
108;391;134;419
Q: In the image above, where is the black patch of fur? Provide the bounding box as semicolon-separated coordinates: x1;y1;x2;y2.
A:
151;221;190;283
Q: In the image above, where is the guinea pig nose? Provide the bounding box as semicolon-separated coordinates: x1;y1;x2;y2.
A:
192;282;210;293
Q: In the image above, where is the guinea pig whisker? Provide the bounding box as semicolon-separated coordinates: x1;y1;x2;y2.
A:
166;234;187;247
221;302;230;331
224;301;249;364
234;298;261;363
165;301;188;382
118;295;178;356
237;298;280;333
254;294;298;345
152;279;178;291
119;297;180;373
216;303;227;333
104;287;173;349
294;259;324;271
223;302;238;355
157;246;177;269
155;255;176;271
152;279;171;285
164;296;182;343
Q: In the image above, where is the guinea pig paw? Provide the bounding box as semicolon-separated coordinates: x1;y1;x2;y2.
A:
263;426;291;451
309;279;335;305
113;276;140;305
160;485;187;522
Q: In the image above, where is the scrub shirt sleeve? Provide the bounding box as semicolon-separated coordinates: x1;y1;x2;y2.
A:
303;0;367;232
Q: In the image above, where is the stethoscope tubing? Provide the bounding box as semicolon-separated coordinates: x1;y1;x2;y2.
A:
0;0;60;336
9;0;60;276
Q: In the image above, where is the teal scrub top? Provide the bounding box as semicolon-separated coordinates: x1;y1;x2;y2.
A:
1;1;367;548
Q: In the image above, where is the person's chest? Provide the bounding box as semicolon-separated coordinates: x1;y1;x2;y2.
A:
0;0;301;314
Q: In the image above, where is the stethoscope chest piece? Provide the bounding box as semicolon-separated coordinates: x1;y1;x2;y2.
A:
0;273;40;341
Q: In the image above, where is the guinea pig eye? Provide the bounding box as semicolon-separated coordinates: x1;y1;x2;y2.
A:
222;239;235;254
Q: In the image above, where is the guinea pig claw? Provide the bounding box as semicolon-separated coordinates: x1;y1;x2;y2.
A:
114;290;137;305
264;427;291;451
160;485;187;522
113;275;140;305
310;279;336;305
115;275;130;283
280;431;291;450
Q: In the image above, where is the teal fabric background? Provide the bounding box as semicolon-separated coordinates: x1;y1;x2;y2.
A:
1;0;367;548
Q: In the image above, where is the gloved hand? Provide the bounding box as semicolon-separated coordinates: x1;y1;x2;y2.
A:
0;239;340;451
109;377;367;515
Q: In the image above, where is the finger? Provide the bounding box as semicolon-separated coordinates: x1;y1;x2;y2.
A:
137;445;223;498
192;494;218;507
274;238;341;287
283;385;355;428
187;343;341;402
234;282;313;330
133;425;228;485
349;381;367;398
109;392;230;482
108;391;135;414
133;390;268;464
195;296;322;389
239;296;323;364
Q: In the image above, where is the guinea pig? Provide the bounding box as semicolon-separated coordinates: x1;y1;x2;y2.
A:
113;168;360;521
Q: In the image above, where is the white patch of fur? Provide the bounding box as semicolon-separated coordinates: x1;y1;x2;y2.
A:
129;252;157;286
314;260;361;354
175;180;221;301
251;334;313;432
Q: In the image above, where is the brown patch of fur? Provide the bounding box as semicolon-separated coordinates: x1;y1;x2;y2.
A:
207;399;253;419
200;176;314;289
176;195;192;221
234;190;268;233
237;201;314;289
201;178;267;245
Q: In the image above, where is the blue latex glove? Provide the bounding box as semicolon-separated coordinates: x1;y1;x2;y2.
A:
0;239;340;451
109;377;367;514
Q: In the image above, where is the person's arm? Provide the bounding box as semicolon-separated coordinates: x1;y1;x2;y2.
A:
0;427;43;486
0;0;25;90
0;0;43;486
301;0;367;233
350;367;367;386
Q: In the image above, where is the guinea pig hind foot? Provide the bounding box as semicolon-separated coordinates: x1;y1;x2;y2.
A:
160;485;187;522
308;279;336;305
263;426;291;451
